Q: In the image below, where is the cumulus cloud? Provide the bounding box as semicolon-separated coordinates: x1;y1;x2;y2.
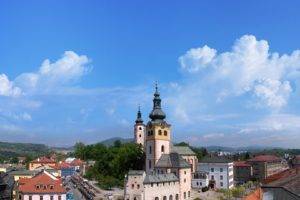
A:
178;35;300;110
0;74;22;97
14;51;91;94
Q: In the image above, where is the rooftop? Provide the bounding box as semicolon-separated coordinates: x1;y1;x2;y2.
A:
143;173;179;184
30;157;56;164
171;146;196;156
155;153;191;169
247;155;282;163
199;156;233;164
234;161;251;167
18;171;66;194
128;170;145;176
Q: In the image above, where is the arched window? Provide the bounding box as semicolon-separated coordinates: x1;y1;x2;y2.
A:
188;191;190;197
184;192;186;199
164;130;167;136
134;198;137;200
155;198;159;200
163;196;167;200
139;127;142;130
158;130;162;135
161;145;165;153
175;194;179;200
169;195;173;200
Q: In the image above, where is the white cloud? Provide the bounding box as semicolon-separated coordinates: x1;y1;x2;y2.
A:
0;74;22;97
14;51;91;94
178;35;300;110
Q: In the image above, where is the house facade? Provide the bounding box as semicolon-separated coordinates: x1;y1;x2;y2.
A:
196;156;234;189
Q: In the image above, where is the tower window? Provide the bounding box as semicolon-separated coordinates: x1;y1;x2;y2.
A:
139;127;142;130
164;131;167;136
139;134;141;138
149;146;152;154
148;131;151;136
161;145;165;153
158;130;162;135
149;160;152;169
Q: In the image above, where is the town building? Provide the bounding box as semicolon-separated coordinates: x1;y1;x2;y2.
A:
171;146;197;173
191;171;209;189
125;85;193;200
196;156;234;189
16;170;67;200
246;155;288;181
29;157;56;171
233;161;253;185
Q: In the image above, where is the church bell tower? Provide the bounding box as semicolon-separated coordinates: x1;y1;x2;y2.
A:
145;84;171;172
134;107;146;149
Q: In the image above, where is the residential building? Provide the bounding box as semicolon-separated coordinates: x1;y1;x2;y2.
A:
29;157;56;171
191;171;209;189
125;85;193;200
246;155;288;181
233;161;252;185
196;156;234;189
16;171;67;200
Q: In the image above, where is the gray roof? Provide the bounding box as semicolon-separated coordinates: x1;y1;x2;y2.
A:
171;146;196;156
9;170;39;176
199;156;233;163
155;153;191;169
128;170;144;176
143;173;179;184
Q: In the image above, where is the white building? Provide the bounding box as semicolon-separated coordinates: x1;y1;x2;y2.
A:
196;156;234;189
191;171;209;189
125;85;193;200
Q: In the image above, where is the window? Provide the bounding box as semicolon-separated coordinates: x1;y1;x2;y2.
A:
161;145;165;153
220;168;223;172
155;198;159;200
211;168;214;172
163;196;167;200
131;184;134;189
164;130;168;136
151;183;153;187
36;185;40;190
50;196;53;200
149;146;152;154
29;196;32;200
43;185;47;190
157;183;159;187
200;182;202;186
184;171;186;175
50;185;54;190
158;130;162;135
149;160;152;169
211;175;214;180
196;182;199;186
169;195;173;200
184;192;186;199
184;178;186;183
220;175;223;180
40;196;43;200
58;196;61;200
139;127;142;130
148;131;151;136
220;182;223;187
175;194;179;200
137;184;140;189
139;134;141;138
188;191;190;197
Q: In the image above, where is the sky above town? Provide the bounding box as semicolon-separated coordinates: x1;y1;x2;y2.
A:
1;0;300;147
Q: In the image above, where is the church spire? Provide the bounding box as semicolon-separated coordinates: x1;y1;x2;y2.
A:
135;106;143;124
149;83;166;122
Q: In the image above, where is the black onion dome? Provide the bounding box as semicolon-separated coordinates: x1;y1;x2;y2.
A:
149;84;166;122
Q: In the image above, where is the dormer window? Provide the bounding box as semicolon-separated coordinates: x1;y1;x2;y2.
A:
158;130;162;135
36;185;40;190
43;185;47;190
50;185;54;190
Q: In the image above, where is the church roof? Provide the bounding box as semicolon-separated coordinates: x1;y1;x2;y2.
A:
155;153;191;169
143;173;178;184
149;84;166;123
171;146;196;156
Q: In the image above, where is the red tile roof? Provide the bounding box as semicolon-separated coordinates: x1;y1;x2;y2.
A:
53;162;72;170
234;161;251;167
30;156;56;164
18;171;66;194
70;158;83;166
247;155;281;162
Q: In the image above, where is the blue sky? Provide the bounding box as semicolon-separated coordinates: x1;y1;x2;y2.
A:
1;0;300;147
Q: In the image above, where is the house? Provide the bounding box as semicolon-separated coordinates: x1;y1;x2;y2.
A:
29;157;56;171
196;156;234;189
16;171;67;200
54;162;75;177
65;158;83;172
246;155;288;181
191;171;209;189
233;161;252;185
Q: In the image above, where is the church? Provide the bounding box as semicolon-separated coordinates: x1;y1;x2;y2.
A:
124;85;197;200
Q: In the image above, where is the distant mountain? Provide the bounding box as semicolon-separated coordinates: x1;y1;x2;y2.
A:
100;137;134;146
204;145;285;152
0;141;50;161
